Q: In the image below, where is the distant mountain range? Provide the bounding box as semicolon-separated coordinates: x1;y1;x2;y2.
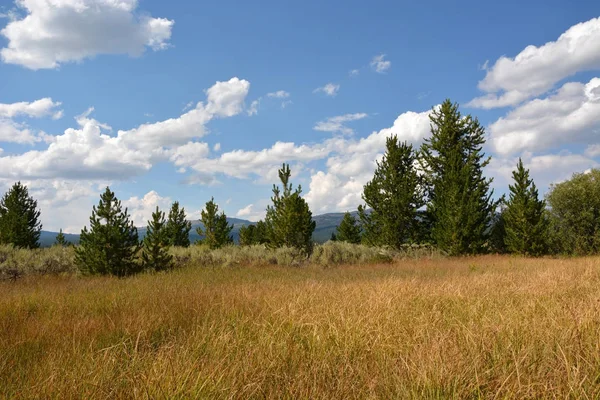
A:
38;211;360;247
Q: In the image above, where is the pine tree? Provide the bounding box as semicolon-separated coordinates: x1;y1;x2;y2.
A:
142;206;174;271
196;198;233;249
165;201;192;247
335;212;362;244
359;136;424;248
54;229;70;247
75;187;141;276
330;232;338;241
420;100;498;255
265;164;316;254
0;182;42;249
503;159;548;256
239;222;269;246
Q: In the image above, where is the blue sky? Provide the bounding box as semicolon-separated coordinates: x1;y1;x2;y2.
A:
0;0;599;232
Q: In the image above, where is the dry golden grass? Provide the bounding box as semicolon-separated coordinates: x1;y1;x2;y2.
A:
2;255;600;399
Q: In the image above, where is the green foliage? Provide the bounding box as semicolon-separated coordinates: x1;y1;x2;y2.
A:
359;136;424;248
546;169;600;255
335;212;362;244
419;100;498;255
196;198;233;249
239;221;268;246
75;187;141;276
54;229;70;247
265;164;316;254
142;207;174;271
0;182;42;249
330;232;338;241
503;159;548;256
165;201;192;247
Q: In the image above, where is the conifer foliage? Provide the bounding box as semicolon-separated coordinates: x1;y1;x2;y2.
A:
165;201;192;247
54;229;69;247
142;206;174;271
335;212;362;244
502;159;548;255
265;164;316;254
0;182;42;249
239;221;268;246
359;136;423;248
75;187;141;276
197;198;233;249
420;100;498;255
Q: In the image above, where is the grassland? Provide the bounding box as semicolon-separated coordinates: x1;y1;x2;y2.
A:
2;255;600;398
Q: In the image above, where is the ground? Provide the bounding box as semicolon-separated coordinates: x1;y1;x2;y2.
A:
1;256;600;398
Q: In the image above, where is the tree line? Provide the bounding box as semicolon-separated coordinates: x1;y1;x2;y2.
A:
0;99;598;276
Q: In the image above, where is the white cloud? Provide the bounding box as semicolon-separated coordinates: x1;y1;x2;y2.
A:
281;100;292;109
266;90;290;99
489;77;600;155
0;98;62;119
585;144;600;158
123;190;172;228
313;83;340;97
370;54;391;73
213;142;221;151
247;99;260;116
305;108;434;214
235;202;266;221
469;17;600;109
313;113;368;135
0;118;39;144
349;69;360;77
0;77;250;180
1;0;174;70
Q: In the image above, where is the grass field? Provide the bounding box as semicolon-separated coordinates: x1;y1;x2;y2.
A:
2;255;600;398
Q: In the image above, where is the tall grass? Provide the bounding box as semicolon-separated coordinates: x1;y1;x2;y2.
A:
2;255;600;398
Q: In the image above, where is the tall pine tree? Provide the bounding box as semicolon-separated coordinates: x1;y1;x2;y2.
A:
0;182;42;249
335;212;362;244
359;136;424;248
503;158;548;256
420;100;498;255
165;201;192;247
265;164;316;254
75;187;141;276
142;206;174;271
239;221;268;246
196;198;233;249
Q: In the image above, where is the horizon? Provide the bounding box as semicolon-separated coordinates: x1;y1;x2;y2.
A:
1;0;599;233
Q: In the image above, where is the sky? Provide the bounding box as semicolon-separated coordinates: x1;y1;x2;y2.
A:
0;0;599;233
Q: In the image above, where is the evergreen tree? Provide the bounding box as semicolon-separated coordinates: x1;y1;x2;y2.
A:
503;159;548;256
0;182;42;249
420;100;498;255
165;201;192;247
335;212;362;244
75;187;141;276
330;232;338;242
239;222;269;246
196;198;233;249
265;164;316;254
142;206;174;271
54;229;70;247
359;136;424;248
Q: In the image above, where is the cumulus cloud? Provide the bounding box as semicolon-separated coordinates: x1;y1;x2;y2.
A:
1;0;174;70
305;108;434;214
313;83;340;97
313;113;368;135
0;77;250;180
370;54;391;73
123;190;172;228
0;118;39;144
0;98;62;119
247;99;260;116
469;17;600;109
489;77;600;155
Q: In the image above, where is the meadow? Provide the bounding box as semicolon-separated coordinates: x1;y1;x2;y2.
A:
2;251;600;398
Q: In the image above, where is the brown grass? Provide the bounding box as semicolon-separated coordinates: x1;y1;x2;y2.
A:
2;255;600;398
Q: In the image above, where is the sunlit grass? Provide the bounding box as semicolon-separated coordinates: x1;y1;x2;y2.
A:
2;255;600;398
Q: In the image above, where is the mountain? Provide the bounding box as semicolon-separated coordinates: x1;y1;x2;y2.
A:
38;214;354;247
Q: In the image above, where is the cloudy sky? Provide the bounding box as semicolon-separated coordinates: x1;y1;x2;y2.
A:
0;0;599;233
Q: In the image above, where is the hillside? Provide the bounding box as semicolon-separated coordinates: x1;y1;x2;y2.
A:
38;213;357;247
